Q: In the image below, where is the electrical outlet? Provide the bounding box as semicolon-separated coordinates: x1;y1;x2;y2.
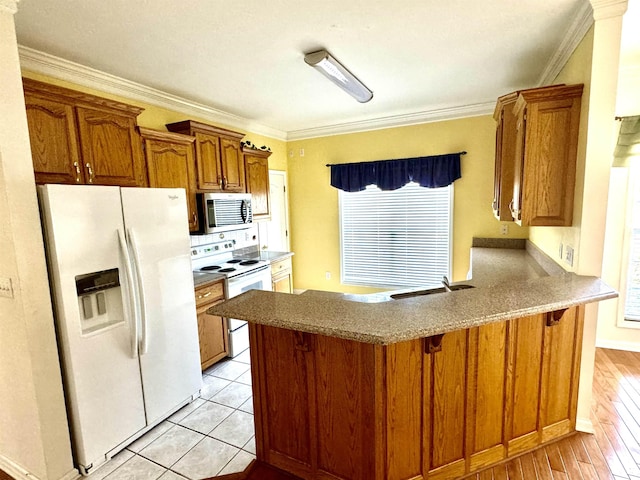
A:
299;148;305;157
565;245;574;267
0;277;14;298
325;271;331;280
500;224;509;235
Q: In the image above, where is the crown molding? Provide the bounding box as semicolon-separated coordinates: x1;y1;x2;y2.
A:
18;46;288;141
590;0;628;20
0;0;19;14
286;102;495;141
538;1;594;85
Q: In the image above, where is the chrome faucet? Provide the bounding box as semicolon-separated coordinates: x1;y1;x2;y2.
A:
442;275;452;292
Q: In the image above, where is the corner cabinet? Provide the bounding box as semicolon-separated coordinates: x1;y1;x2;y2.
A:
194;280;228;370
493;84;582;226
166;120;246;192
138;128;199;231
22;78;147;187
243;146;272;220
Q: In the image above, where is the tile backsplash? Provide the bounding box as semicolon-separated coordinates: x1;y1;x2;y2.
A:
190;225;259;250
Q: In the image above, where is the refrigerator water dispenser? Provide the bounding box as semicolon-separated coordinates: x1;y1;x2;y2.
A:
75;268;124;334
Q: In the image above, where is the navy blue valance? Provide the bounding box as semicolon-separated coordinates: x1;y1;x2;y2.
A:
328;152;464;192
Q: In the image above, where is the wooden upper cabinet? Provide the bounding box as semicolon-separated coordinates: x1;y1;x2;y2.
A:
138;127;198;231
497;84;583;226
24;94;82;184
165;120;245;192
243;146;272;220
22;78;146;187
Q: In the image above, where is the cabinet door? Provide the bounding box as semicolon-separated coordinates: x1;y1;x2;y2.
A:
539;306;583;442
144;137;198;231
245;153;271;219
520;96;580;226
493;95;518;222
511;108;526;224
220;138;245;192
424;329;468;479
196;302;228;370
272;273;292;293
24;94;84;185
76;107;144;187
194;132;223;191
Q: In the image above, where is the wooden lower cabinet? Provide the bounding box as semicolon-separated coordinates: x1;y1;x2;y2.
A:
250;306;584;480
271;257;293;293
195;280;228;370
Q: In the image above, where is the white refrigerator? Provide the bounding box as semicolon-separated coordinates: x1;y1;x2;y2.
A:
38;184;202;475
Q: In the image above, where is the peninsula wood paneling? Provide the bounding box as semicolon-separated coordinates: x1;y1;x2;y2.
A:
425;329;468;479
314;336;376;480
255;326;313;476
506;314;545;456
466;322;508;471
385;339;424;479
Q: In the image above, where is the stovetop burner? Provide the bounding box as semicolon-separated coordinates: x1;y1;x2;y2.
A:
201;265;222;271
240;260;259;266
227;259;243;264
218;268;237;273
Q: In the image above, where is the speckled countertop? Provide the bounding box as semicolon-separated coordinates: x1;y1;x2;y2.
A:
208;242;617;345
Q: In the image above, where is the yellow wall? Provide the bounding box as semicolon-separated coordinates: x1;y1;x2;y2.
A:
287;117;528;293
21;70;289;171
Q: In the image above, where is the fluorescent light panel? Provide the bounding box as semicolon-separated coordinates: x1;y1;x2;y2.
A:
304;50;373;103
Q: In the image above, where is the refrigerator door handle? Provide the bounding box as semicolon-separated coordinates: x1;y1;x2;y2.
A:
117;228;139;359
127;228;149;355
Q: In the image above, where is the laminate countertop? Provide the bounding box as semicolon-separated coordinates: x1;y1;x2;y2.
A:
207;242;617;345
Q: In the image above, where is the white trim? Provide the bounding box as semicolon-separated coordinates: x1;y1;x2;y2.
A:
590;0;628;20
0;453;80;480
287;102;495;141
596;338;640;352
537;1;594;86
0;0;18;14
576;416;595;434
17;46;288;141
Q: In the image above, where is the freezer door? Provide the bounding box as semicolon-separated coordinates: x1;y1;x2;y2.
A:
38;184;146;469
121;187;202;424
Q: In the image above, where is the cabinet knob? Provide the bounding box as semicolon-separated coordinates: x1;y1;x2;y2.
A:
217;176;223;186
222;177;228;189
192;212;197;225
73;161;81;183
85;162;94;183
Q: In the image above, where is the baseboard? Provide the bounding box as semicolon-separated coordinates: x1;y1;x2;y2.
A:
595;339;640;353
0;454;79;480
576;416;595;434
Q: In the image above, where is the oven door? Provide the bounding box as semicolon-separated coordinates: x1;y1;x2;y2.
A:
225;265;272;357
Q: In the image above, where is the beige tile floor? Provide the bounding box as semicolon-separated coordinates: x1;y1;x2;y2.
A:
88;350;255;480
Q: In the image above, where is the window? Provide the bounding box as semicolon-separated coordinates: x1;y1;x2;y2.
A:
339;182;452;289
624;167;640;320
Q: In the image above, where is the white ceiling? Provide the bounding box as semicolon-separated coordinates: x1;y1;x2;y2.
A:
12;0;637;139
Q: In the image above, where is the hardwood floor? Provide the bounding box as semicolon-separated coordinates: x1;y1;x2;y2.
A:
2;348;640;480
465;348;640;480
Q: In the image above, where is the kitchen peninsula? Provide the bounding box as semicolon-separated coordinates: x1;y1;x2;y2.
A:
209;241;616;480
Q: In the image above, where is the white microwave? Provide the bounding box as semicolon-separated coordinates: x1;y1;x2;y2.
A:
196;193;253;234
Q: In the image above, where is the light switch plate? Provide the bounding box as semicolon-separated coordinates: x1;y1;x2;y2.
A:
0;277;14;298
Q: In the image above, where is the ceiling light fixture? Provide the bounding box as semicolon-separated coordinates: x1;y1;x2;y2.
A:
304;50;373;103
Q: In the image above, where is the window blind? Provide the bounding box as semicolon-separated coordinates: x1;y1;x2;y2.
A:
339;182;452;289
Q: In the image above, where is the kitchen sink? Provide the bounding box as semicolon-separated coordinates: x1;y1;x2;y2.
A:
390;284;475;300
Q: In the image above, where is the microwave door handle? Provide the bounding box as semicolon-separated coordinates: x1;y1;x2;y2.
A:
241;200;248;223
